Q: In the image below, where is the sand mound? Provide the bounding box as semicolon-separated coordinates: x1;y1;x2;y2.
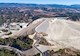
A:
35;18;80;50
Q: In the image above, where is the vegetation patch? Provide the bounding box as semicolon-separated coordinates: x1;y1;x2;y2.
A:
33;53;40;56
0;48;18;56
46;48;80;56
39;37;52;46
0;35;33;51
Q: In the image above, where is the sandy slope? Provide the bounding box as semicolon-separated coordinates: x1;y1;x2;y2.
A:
35;18;80;50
